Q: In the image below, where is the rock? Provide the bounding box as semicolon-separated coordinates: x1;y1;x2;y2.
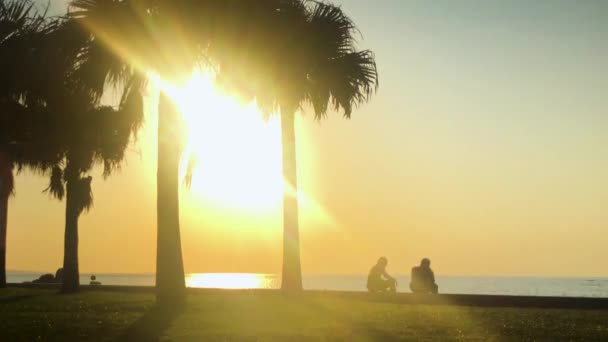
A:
55;268;63;283
32;274;56;283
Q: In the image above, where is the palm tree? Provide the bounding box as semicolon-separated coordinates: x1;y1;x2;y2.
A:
0;0;56;287
0;150;12;287
45;17;145;293
68;0;376;296
68;0;195;303
279;2;377;291
44;101;143;293
0;7;144;292
243;1;378;291
0;105;65;287
209;1;378;291
67;0;317;303
193;0;378;291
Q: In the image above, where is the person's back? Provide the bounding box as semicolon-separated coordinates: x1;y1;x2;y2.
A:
410;258;438;294
410;266;433;291
367;264;382;289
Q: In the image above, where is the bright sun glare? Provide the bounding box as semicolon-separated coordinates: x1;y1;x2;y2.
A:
185;273;275;289
152;71;284;212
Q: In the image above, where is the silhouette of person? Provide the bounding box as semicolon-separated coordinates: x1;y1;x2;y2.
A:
89;275;101;286
410;258;438;294
367;257;397;292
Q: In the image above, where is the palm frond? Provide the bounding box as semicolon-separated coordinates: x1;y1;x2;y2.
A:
74;175;93;213
119;71;146;134
307;1;357;56
0;0;39;41
302;2;378;119
324;49;378;118
1;0;54;104
182;154;198;189
69;0;150;101
0;150;14;197
43;165;65;200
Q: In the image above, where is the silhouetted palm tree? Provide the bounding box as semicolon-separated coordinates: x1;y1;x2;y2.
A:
68;0;196;303
0;0;56;287
43;101;142;293
67;0;371;297
0;151;12;287
0;106;65;287
43;17;145;293
67;0;316;303
221;1;378;291
213;1;378;291
0;6;143;292
277;2;377;291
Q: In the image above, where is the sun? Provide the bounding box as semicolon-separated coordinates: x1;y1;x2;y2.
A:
154;70;284;212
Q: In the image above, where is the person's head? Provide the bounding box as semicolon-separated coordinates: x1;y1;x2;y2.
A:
91;275;96;281
420;258;431;268
377;257;388;268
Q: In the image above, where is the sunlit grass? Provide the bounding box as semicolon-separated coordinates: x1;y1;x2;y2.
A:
1;288;607;341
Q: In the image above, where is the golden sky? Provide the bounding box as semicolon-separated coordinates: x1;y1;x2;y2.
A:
7;0;608;276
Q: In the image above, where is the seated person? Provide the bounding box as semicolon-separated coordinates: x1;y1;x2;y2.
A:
410;258;438;294
367;257;397;292
89;275;101;286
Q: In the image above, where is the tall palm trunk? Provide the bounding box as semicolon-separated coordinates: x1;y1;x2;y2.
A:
156;92;186;305
280;111;303;291
61;169;81;293
0;191;7;288
0;151;13;288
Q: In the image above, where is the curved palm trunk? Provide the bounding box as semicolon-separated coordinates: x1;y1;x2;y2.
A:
61;172;81;293
0;151;13;288
280;111;303;291
156;92;186;305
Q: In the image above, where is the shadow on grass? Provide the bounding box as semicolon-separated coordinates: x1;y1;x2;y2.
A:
114;304;183;342
293;292;404;341
0;293;40;305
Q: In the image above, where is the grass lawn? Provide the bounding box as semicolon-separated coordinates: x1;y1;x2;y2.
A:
1;288;607;341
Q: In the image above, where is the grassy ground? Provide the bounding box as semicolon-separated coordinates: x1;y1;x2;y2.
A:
1;288;607;341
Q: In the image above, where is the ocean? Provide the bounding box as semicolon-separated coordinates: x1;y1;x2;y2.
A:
7;272;608;298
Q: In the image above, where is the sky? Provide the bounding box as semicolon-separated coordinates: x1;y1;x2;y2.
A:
7;0;608;277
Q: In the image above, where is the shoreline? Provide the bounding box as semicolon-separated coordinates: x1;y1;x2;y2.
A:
7;283;608;310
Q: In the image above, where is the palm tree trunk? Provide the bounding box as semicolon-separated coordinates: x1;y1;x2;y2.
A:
156;92;186;306
0;151;13;288
280;111;303;291
61;172;80;293
0;188;8;288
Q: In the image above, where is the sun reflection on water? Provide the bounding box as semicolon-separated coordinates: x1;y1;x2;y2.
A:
185;273;277;289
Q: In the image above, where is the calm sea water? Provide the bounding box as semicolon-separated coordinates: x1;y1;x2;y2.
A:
7;272;608;298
